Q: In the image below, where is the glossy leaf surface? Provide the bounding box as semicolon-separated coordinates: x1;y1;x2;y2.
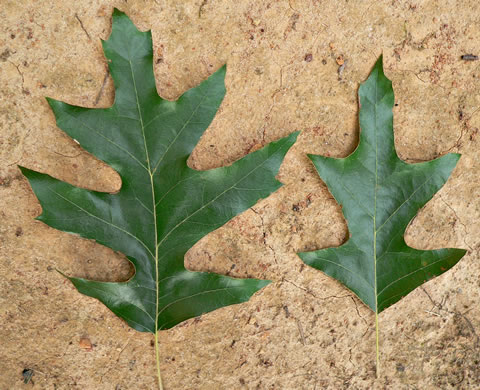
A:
21;10;298;333
299;57;465;314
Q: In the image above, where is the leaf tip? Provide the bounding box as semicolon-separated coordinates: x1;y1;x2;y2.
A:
296;250;310;263
376;53;384;69
110;8;132;28
109;7;145;35
451;152;462;162
455;248;468;257
55;268;69;279
18;166;41;185
372;55;387;79
212;64;227;85
258;279;272;289
34;214;45;223
289;130;301;143
17;165;29;176
45;96;65;114
112;7;126;18
280;130;300;151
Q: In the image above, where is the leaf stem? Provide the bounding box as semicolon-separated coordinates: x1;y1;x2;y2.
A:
155;331;164;390
375;311;380;378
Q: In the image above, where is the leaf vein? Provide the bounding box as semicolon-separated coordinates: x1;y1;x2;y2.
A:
48;188;154;259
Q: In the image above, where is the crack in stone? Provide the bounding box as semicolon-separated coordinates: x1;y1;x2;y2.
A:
296;318;306;345
282;278;317;298
250;207;278;264
421;286;479;348
438;194;473;251
198;0;208;18
287;0;299;13
7;128;31;167
350;296;368;327
282;278;352;303
8;61;29;95
75;13;91;40
260;62;285;144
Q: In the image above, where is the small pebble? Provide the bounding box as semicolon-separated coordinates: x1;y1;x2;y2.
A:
79;337;93;351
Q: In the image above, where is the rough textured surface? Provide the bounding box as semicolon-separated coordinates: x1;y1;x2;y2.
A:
1;0;480;389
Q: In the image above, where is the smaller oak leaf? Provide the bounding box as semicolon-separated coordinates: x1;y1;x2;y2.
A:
299;56;466;314
20;10;298;333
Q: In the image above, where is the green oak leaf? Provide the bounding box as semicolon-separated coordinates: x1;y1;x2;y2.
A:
299;57;466;315
20;9;298;334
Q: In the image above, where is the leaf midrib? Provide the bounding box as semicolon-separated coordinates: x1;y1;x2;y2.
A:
126;59;254;334
373;73;379;314
127;59;161;334
371;69;381;374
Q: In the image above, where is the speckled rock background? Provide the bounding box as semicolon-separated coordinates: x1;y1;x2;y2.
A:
1;0;480;389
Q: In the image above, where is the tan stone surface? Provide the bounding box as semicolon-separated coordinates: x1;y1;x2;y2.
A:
1;0;480;389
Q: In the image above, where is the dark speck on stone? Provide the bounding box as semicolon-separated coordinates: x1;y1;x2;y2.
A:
22;369;34;384
0;49;11;62
304;53;313;62
461;54;478;61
